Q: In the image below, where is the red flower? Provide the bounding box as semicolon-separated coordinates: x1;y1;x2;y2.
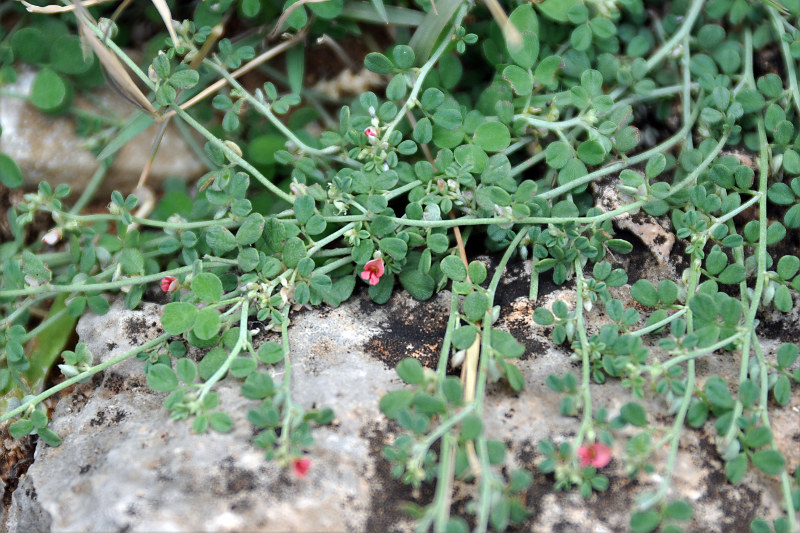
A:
577;442;612;468
161;276;179;293
360;258;385;286
364;126;379;138
292;457;311;478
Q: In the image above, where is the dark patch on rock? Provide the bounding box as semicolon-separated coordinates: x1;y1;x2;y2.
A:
1;431;36;510
364;424;434;532
696;434;764;530
89;407;126;427
79;464;91;474
363;293;448;370
124;316;150;345
219;455;257;494
102;372;146;395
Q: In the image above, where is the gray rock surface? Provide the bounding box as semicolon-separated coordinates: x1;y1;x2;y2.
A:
4;260;797;532
0;68;205;197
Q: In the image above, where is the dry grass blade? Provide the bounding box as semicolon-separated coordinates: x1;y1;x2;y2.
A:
70;0;158;117
162;32;304;119
150;0;180;49
482;0;521;50
18;0;115;14
269;0;330;39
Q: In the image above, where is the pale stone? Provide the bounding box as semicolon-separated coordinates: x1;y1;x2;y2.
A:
0;68;205;197
4;256;795;532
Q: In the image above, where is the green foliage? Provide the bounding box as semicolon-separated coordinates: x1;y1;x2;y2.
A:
2;0;800;530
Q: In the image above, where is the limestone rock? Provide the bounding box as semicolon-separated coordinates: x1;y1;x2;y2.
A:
4;259;795;532
0;68;205;197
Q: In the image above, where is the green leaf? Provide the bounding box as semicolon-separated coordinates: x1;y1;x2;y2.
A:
413;117;433;144
533;307;554;325
396;357;425;384
440;255;467;281
365;52;393;74
536;0;579;23
286;45;304;95
473;122;511;152
545;141;572;169
776;343;798;368
193;308;221;340
205;226;237;255
630;279;658;306
491;329;525;358
704;376;734;410
380;237;408;261
31;68;71;113
463;292;489;322
147;363;179;392
773;375;791;405
308;0;343;18
718;264;746;284
751;449;785;476
282;237;307;268
505;363;524;391
399;269;434;300
380;389;414;418
230;357;257;378
257;341;285;364
452;325;478;349
774;285;793;312
236;213;265;245
0;154;24;188
630;511;660;533
161;302;198;335
176;358;197;384
414;393;446;415
37;428;61;447
777;256;800;280
461;415;483;440
192;272;223;303
198;348;227;380
577;140;605;165
620;401;648;427
209;411;233;433
241;372;274;399
507;4;539;69
393;45;415;69
442;377;463;403
664;501;693;522
534;55;562;86
468;261;487;284
503;65;533;96
9;419;34;439
726;453;748;483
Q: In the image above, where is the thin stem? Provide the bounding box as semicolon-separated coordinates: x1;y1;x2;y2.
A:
0;333;170;424
571;259;594;456
382;3;469;141
205;60;342;158
197;300;250;402
167;101;295;204
0;262;228;299
644;0;704;73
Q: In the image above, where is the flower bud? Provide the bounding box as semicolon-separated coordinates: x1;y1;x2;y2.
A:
161;276;179;293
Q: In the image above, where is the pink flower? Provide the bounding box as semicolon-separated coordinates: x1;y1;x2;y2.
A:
292;457;311;478
577;442;612;468
161;276;179;293
360;258;385;286
364;126;379;138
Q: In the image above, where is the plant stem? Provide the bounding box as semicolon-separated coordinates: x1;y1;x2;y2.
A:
0;333;170;424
